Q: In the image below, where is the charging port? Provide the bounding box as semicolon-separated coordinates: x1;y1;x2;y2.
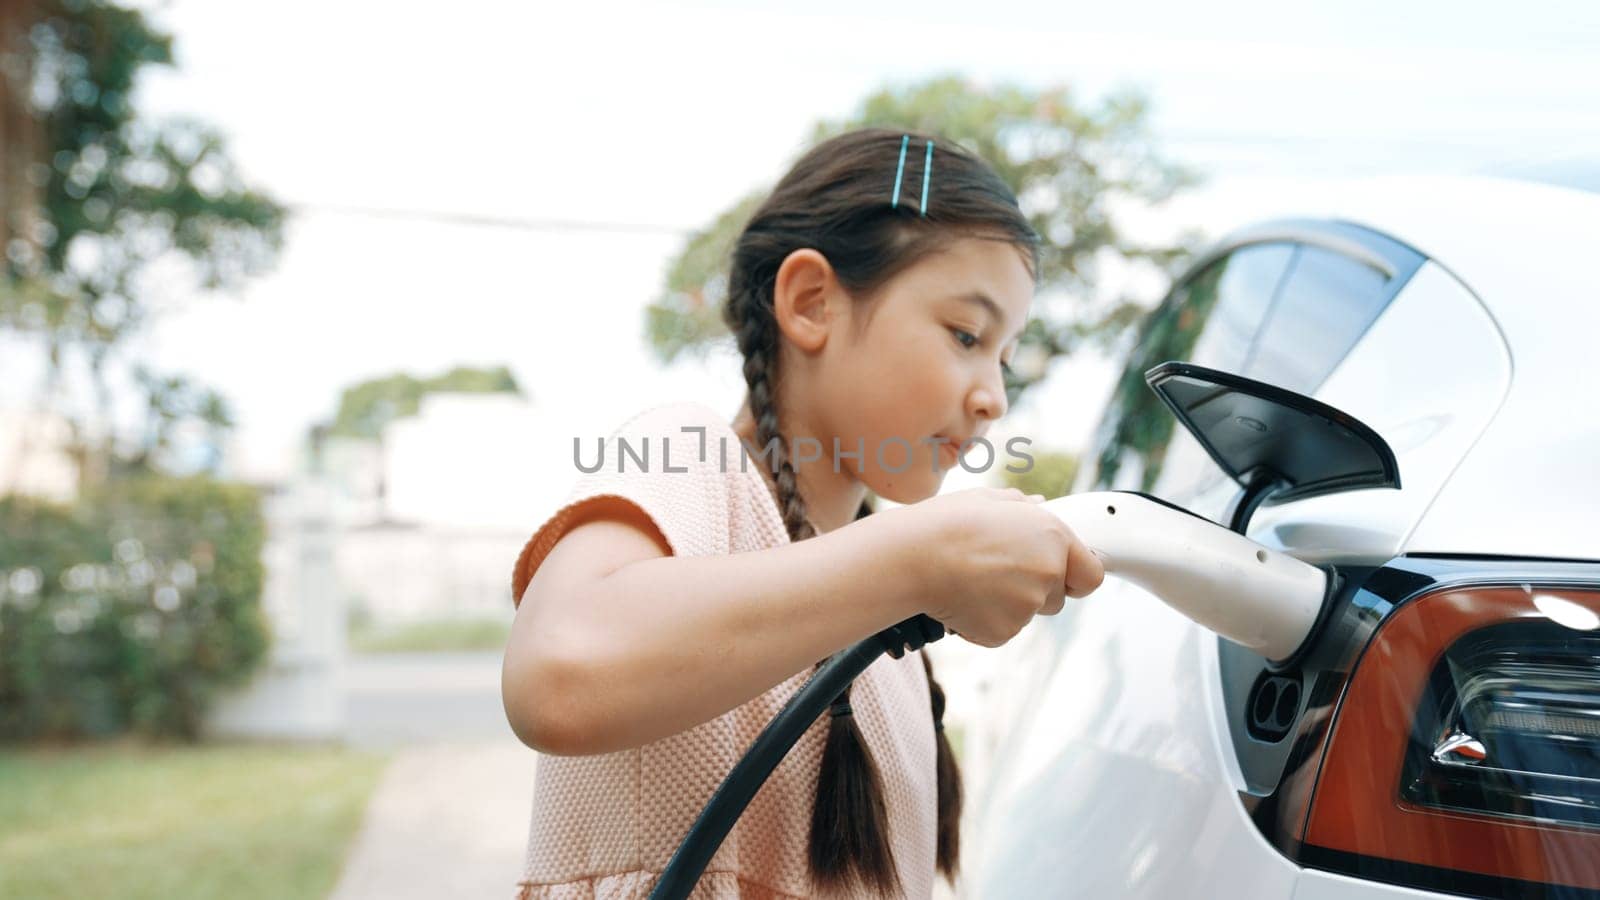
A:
1247;672;1303;742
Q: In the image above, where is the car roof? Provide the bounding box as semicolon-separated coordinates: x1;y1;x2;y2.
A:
1223;174;1600;369
1262;177;1599;559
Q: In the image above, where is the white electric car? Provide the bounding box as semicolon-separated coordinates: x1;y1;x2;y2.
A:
963;176;1600;899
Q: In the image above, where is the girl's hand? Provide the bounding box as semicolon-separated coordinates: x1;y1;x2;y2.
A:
883;486;1106;648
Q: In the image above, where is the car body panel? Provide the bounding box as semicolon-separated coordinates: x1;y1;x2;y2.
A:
1263;177;1600;561
1245;260;1511;564
965;574;1299;898
963;178;1599;898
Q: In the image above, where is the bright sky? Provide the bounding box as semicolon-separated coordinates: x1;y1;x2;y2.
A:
6;0;1598;483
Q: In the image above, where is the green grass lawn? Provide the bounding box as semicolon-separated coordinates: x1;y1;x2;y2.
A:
348;616;511;654
0;741;390;900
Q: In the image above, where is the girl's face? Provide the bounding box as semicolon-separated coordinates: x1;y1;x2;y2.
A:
814;235;1035;504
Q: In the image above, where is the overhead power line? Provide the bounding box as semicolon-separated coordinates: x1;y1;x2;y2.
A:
292;203;701;237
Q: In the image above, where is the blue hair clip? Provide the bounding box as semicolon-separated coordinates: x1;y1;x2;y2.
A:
891;135;909;208
920;140;933;216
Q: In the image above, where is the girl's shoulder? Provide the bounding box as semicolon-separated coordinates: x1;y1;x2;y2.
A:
631;398;786;506
589;399;789;553
513;401;780;606
608;399;732;438
593;400;748;479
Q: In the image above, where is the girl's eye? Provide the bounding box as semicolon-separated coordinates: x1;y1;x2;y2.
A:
951;328;979;349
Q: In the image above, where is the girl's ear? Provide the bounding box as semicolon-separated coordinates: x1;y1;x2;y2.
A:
772;248;842;354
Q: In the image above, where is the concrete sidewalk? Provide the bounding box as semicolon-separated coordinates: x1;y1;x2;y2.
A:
329;652;535;900
329;740;534;900
327;649;967;899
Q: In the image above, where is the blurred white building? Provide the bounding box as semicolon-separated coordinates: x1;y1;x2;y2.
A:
336;391;569;624
210;389;567;740
208;471;347;740
0;407;78;503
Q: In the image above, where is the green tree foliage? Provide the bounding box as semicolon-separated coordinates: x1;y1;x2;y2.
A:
644;192;765;365
0;0;285;487
997;448;1080;499
0;475;269;741
645;75;1202;402
121;365;234;477
323;365;525;440
1088;253;1225;492
0;3;280;743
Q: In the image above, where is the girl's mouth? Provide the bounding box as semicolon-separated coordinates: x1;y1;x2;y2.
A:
936;437;962;468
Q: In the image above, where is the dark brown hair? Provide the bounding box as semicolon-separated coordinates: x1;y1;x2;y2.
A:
721;127;1040;895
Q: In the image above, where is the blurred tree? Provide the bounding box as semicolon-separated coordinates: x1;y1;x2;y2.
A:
122;366;234;476
996;448;1080;498
323;365;524;440
645;74;1202;404
1089;253;1225;492
0;0;285;489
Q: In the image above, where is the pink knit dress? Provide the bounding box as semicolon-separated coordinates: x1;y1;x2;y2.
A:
508;401;938;899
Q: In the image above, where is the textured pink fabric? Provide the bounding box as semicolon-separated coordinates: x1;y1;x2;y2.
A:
508;401;938;899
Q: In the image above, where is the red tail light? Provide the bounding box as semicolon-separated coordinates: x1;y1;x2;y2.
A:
1304;585;1600;890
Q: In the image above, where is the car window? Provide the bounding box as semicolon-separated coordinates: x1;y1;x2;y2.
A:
1083;242;1294;498
1242;244;1392;395
1187;244;1292;372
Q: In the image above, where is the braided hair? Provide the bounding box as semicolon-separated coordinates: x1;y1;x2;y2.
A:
721;127;1040;895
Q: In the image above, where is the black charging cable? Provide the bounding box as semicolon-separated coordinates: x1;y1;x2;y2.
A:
647;613;948;900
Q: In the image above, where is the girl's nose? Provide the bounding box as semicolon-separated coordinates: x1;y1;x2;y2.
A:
967;368;1008;421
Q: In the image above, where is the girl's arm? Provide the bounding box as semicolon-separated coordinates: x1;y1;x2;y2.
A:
501;499;931;756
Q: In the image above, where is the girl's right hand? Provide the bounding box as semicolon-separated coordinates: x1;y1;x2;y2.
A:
884;486;1106;648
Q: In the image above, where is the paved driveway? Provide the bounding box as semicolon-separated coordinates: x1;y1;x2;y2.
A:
329;649;966;899
330;652;533;900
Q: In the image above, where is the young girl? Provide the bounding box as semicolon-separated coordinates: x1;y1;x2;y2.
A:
503;128;1105;900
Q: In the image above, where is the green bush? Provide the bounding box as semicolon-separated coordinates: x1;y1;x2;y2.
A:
0;475;270;741
997;449;1080;498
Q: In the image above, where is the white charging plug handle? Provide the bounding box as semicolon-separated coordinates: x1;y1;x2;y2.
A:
1041;492;1326;662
